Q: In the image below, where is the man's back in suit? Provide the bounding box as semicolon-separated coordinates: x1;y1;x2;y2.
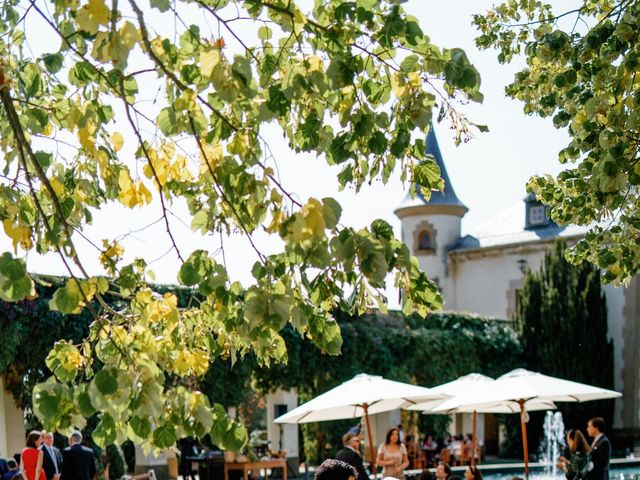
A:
335;448;369;480
61;444;96;480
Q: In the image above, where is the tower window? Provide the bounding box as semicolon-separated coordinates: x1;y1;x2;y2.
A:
413;220;437;255
418;231;432;250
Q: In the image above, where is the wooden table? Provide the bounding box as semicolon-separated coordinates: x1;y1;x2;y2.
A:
224;459;287;480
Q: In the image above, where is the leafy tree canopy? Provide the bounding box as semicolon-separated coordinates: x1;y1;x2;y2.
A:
0;0;484;452
474;1;640;284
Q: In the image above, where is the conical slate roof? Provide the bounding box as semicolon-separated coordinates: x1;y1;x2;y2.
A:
395;126;467;217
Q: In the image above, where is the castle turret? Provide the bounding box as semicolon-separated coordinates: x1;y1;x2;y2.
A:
394;126;466;304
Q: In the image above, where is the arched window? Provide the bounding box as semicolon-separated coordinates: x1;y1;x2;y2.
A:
413;221;436;255
418;231;432;250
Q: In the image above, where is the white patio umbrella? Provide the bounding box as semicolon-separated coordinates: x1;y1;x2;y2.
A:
434;369;622;478
274;373;444;478
407;373;557;467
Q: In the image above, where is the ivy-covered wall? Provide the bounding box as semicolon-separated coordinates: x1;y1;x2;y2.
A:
252;311;523;464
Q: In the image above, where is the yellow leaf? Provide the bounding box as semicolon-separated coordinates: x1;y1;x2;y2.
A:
2;219;33;252
49;177;65;197
137;181;152;205
111;132;124;152
96;149;109;177
117;170;137;208
304;198;326;237
199;48;220;78
391;73;407;97
117;21;140;50
306;55;323;72
76;0;110;34
170;155;193;182
43;123;54;137
78;121;96;151
266;209;284;234
192;349;209;376
173;350;191;376
160;143;175;160
199;143;223;176
61;348;83;372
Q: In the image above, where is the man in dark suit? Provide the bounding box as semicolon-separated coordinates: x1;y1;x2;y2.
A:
41;431;63;480
336;432;369;480
61;431;96;480
586;417;611;480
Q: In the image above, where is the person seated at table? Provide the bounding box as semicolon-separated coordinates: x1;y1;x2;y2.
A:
450;436;462;465
421;436;438;467
460;436;473;465
315;459;357;480
336;432;369;480
405;435;420;469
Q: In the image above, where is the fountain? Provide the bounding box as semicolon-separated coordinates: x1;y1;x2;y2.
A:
538;411;566;478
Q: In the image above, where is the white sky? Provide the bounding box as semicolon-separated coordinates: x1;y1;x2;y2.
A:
5;0;577;307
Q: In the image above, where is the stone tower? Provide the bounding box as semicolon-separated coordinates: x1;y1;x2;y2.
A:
394;126;467;307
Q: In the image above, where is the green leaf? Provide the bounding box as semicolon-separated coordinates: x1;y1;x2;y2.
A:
42;53;64;74
93;413;117;447
153;424;177;449
75;386;96;417
400;54;420;72
178;250;212;286
322;198;342;229
93;368;118;395
221;422;248;452
232;56;252;87
49;279;83;314
150;0;170;12
258;26;272;40
0;252;35;302
34;151;53;168
130;416;152;439
157;107;178;136
367;131;387;155
371;219;393;239
413;160;444;190
390;129;410;157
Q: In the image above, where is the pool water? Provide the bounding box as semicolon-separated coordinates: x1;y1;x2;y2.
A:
481;465;640;480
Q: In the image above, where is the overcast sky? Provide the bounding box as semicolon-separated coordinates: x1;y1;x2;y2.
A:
6;0;577;304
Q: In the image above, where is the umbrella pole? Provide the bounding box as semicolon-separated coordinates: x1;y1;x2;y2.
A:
471;410;477;467
363;404;377;480
518;400;529;480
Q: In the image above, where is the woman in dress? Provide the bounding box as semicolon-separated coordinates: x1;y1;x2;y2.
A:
377;427;409;479
20;430;45;480
558;429;591;480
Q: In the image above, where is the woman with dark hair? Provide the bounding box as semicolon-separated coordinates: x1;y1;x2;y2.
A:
464;466;483;480
20;431;45;480
558;429;592;480
377;427;409;479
